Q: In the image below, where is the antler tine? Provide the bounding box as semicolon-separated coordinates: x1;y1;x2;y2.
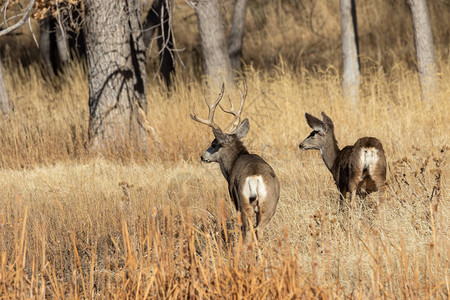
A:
190;83;225;131
220;81;248;133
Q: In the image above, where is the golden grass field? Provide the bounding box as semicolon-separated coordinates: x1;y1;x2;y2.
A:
0;0;449;298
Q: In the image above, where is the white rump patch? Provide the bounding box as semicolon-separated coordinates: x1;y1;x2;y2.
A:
243;176;267;203
360;147;379;175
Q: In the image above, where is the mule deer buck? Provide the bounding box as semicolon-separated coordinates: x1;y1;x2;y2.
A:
299;112;386;207
191;83;280;241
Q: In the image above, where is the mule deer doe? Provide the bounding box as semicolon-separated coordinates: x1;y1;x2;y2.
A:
191;83;280;241
299;112;386;207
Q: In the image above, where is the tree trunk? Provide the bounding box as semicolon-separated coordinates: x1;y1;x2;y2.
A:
84;0;147;152
0;59;14;115
39;8;86;77
407;0;438;102
39;17;56;76
55;19;71;69
194;0;233;90
228;0;248;72
143;0;175;87
340;0;360;104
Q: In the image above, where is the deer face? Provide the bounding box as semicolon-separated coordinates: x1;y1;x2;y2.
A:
201;119;249;163
299;130;326;150
201;137;226;163
299;112;335;152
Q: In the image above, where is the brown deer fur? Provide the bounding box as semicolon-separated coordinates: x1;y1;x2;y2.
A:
299;112;386;207
191;84;280;241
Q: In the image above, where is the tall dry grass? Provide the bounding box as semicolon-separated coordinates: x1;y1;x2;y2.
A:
0;60;448;297
0;0;449;298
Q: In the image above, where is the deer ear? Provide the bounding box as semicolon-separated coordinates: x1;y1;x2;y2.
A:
321;112;334;130
212;128;228;143
305;113;325;132
235;118;250;139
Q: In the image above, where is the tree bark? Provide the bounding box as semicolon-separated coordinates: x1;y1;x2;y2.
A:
0;59;14;115
407;0;438;102
84;0;148;152
39;17;56;76
228;0;248;72
39;16;71;76
55;21;71;70
194;0;233;90
340;0;360;104
143;0;175;87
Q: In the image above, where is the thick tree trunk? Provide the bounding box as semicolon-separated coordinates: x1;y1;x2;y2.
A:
407;0;438;102
143;0;175;87
194;0;233;90
228;0;248;72
340;0;360;104
85;0;147;152
0;59;13;115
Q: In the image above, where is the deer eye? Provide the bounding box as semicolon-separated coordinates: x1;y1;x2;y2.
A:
313;130;325;136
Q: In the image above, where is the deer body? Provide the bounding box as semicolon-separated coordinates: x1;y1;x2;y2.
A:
227;153;280;240
299;112;386;205
192;84;280;241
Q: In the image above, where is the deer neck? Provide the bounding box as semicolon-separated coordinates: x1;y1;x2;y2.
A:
218;142;249;181
320;137;340;173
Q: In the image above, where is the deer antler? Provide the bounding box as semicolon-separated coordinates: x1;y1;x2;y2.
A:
190;83;225;132
220;81;247;133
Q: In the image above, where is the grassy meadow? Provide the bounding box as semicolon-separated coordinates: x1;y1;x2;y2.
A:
0;0;449;298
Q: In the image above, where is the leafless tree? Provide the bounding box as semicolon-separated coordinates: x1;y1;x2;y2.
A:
38;4;85;76
187;0;233;90
340;0;360;104
407;0;438;102
0;0;35;37
37;0;173;82
0;59;13;115
0;0;36;115
228;0;248;72
143;0;175;87
84;0;148;152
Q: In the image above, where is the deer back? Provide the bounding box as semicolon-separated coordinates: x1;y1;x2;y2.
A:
333;137;386;193
349;137;386;183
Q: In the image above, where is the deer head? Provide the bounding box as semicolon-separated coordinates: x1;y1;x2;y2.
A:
190;83;249;164
299;112;337;152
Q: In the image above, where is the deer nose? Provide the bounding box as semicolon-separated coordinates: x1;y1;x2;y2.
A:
299;143;306;150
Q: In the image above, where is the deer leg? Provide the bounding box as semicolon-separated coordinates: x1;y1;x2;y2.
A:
255;210;263;242
240;201;255;242
255;198;277;242
349;161;364;207
338;186;347;211
375;177;386;205
350;189;357;206
255;209;269;242
348;179;359;209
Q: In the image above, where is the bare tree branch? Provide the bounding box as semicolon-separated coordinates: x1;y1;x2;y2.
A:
0;0;35;37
